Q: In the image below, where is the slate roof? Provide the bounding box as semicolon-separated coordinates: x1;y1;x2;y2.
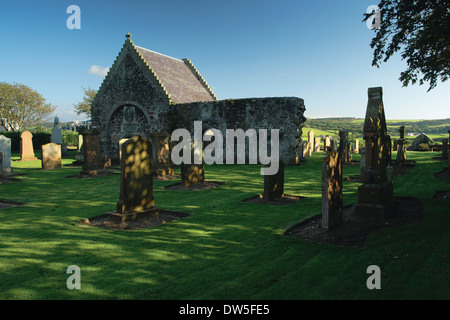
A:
133;44;217;104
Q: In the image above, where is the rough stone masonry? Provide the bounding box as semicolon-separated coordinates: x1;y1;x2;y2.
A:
91;35;307;166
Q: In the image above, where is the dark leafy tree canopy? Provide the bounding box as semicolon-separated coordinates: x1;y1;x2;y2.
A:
364;0;450;91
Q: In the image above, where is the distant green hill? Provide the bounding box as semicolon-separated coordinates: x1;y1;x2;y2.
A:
305;118;450;141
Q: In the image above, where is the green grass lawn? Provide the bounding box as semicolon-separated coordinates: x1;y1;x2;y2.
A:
0;151;449;300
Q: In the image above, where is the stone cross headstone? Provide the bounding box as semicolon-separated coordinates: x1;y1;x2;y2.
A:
314;137;321;152
41;143;62;170
263;162;284;201
442;139;448;160
20;131;38;161
321;152;343;230
149;132;174;176
0;135;13;176
117;135;154;214
80;129;106;176
356;87;395;221
338;131;349;164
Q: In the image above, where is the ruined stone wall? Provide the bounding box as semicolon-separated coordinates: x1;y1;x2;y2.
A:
168;97;306;165
91;44;307;163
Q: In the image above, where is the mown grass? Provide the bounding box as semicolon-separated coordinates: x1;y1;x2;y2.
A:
0;151;449;300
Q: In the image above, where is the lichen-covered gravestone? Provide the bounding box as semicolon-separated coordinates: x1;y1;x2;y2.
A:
116;135;154;214
442;139;448;160
0;135;13;176
263;162;284;201
314;137;321;152
321;152;343;229
308;130;315;152
80;129;106;176
324;137;331;152
396;126;407;165
338;131;349;164
355;87;395;221
149;132;174;176
20;131;38;161
180;140;205;187
360;148;366;180
41;143;62;170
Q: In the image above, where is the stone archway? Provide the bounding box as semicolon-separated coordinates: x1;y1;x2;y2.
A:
105;102;152;160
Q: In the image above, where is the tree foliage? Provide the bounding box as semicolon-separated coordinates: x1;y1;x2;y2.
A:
364;0;450;91
73;87;97;118
0;82;56;132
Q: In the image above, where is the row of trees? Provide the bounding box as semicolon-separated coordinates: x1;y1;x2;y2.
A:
0;82;96;132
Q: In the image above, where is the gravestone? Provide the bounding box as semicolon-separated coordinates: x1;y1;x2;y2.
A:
442;139;448;160
355;87;395;221
181;139;205;187
331;139;338;152
20;131;38;161
354;139;359;154
73;133;84;164
346;141;352;162
324;137;331;152
360;148;366;180
393;139;399;152
181;164;204;187
308;130;315;152
118;138;130;160
80;129;106;176
300;139;308;158
263;162;284;201
302;140;308;158
338;131;349;164
117;135;154;214
0;135;13;176
322;152;343;230
41;143;62;170
51;117;62;144
149;132;174;176
314;137;321;152
387;135;392;166
396;126;407;165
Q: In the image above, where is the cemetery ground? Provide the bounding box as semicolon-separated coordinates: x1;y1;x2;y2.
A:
0;150;449;300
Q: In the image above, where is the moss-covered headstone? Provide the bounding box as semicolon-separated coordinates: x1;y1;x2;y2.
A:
116;136;154;214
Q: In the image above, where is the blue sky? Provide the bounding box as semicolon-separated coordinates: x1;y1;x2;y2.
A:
1;0;449;122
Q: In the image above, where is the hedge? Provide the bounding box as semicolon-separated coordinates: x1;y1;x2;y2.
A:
1;129;79;152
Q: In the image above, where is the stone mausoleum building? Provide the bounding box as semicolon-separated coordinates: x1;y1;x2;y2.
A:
91;34;307;165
